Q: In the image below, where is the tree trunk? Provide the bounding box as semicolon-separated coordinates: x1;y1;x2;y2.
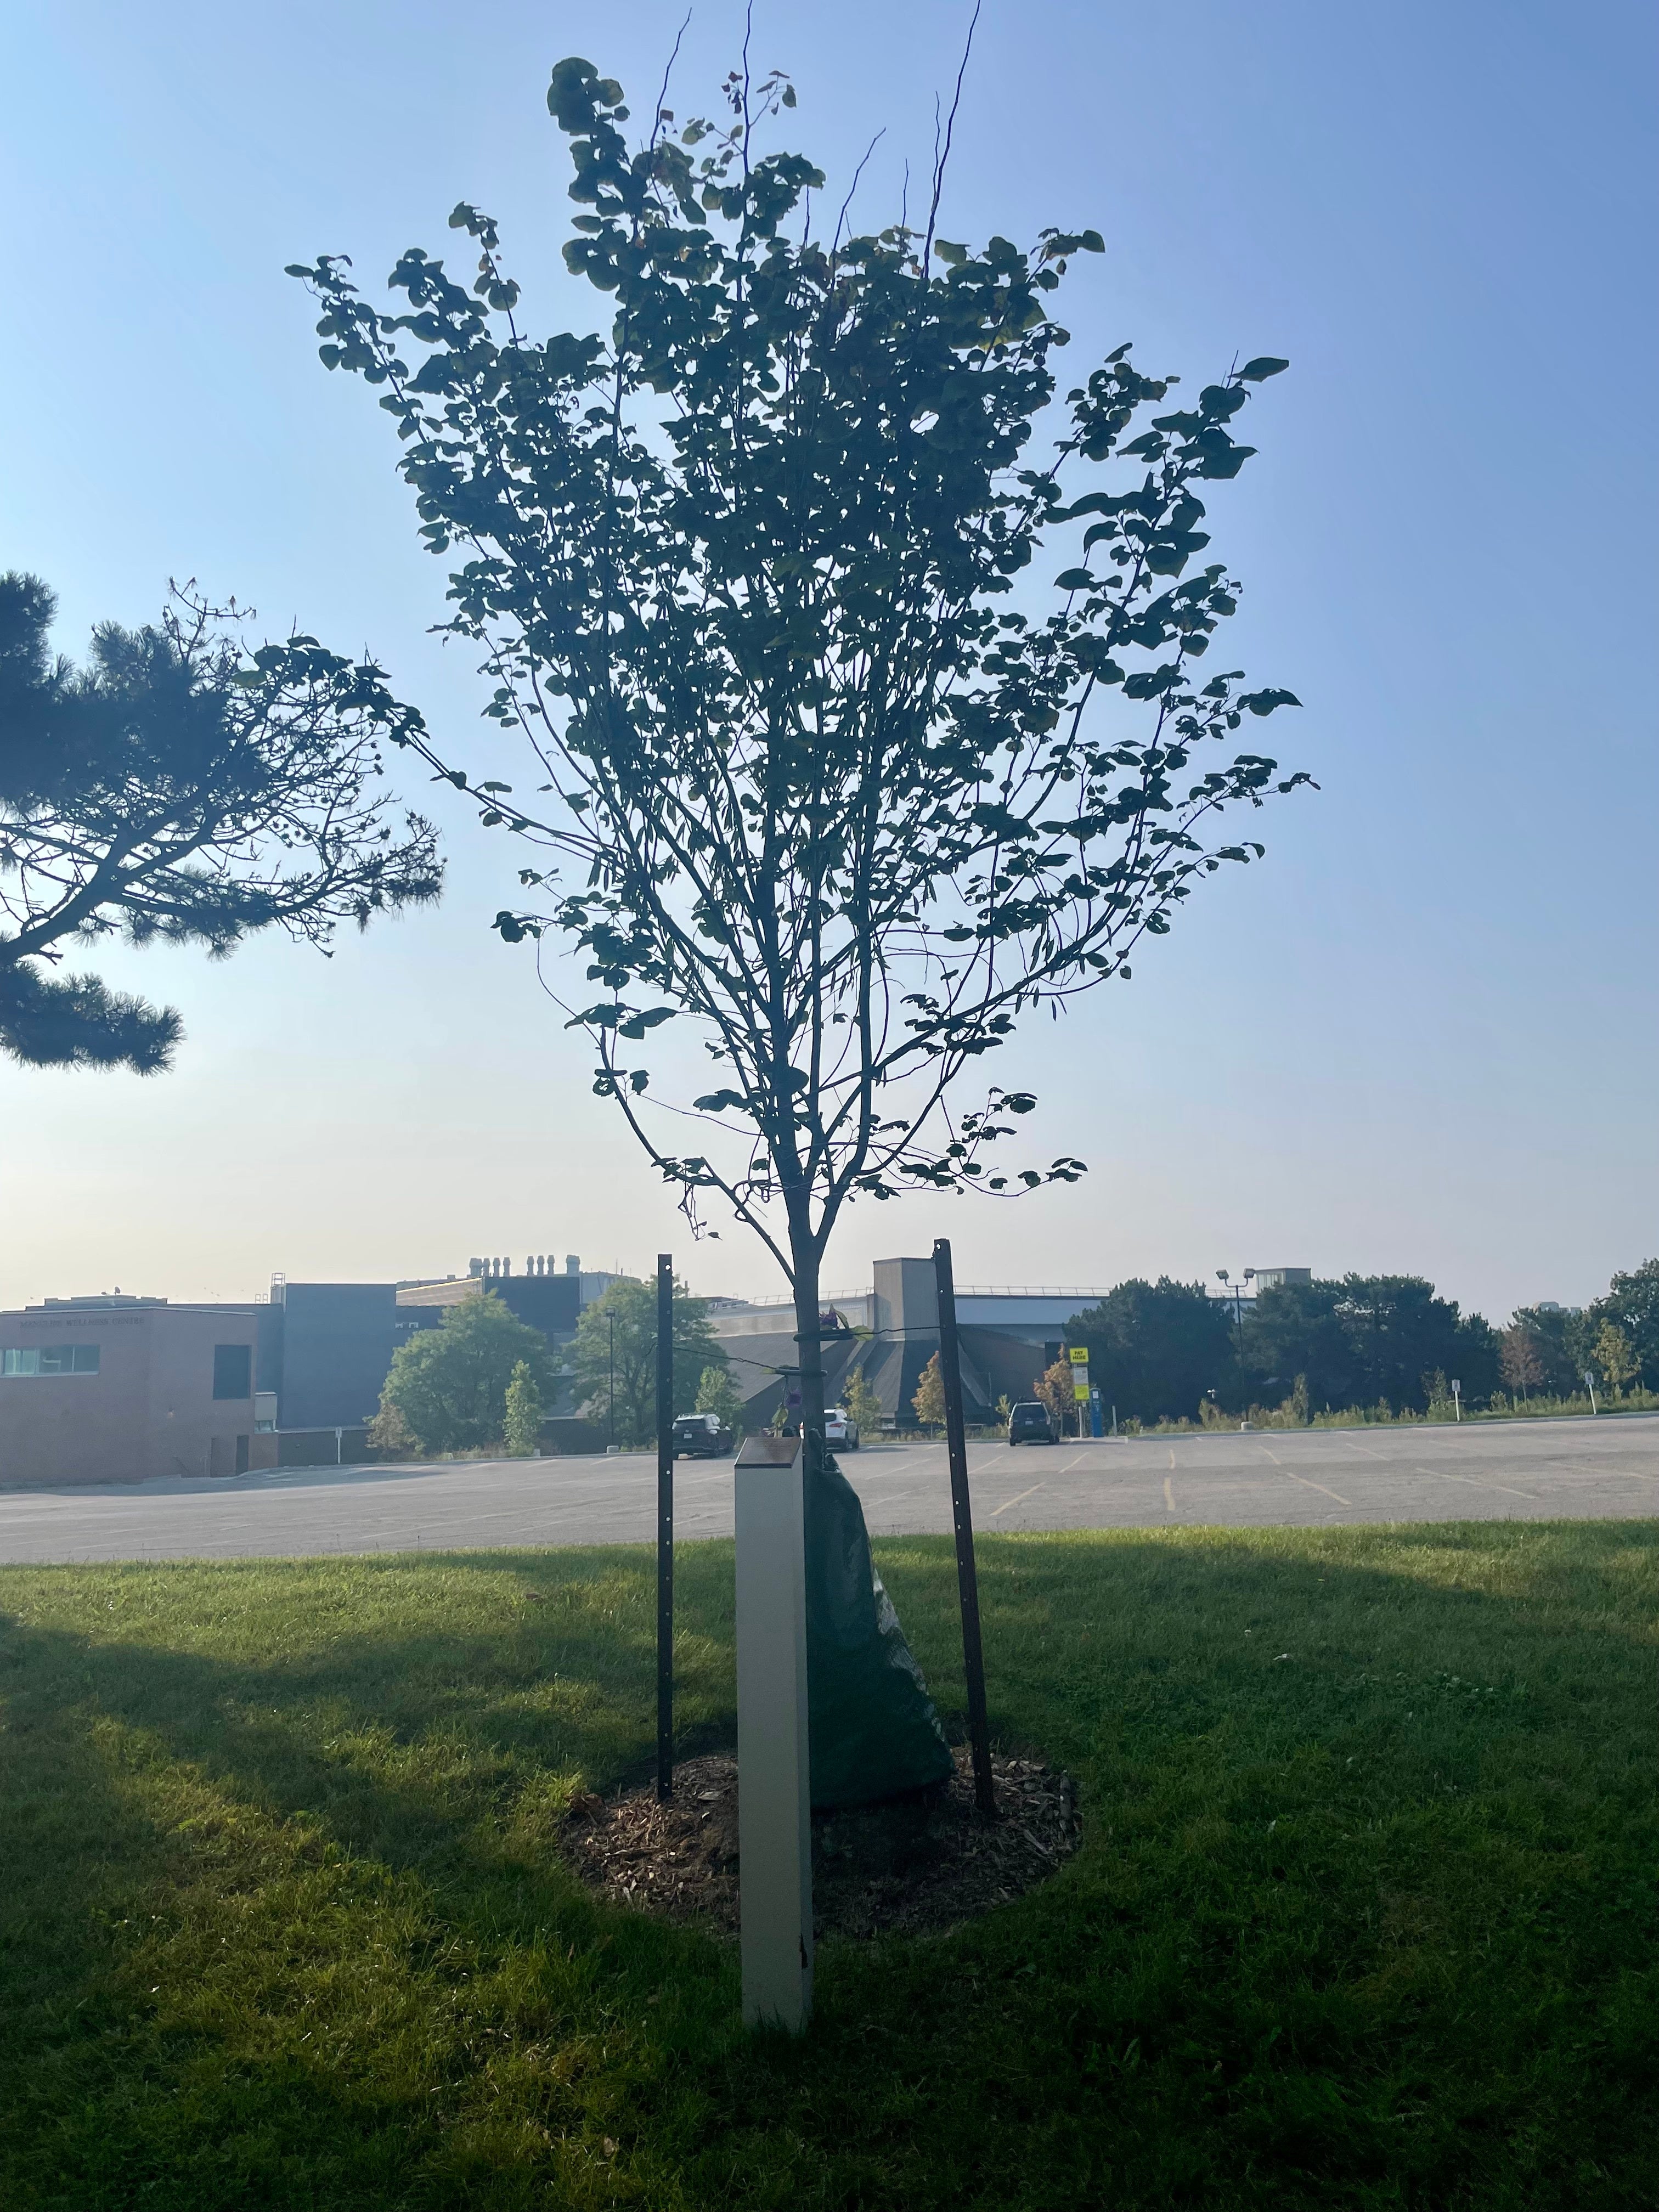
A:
786;1227;956;1810
791;1237;827;1480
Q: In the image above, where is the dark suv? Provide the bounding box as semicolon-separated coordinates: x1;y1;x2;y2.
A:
671;1413;733;1459
1007;1400;1058;1446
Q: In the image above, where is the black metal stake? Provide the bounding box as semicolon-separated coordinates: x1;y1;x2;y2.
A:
933;1237;995;1815
656;1251;674;1802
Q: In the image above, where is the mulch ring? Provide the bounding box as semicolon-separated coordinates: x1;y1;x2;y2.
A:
562;1746;1079;1940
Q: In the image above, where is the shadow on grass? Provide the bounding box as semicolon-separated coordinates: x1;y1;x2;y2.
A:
0;1523;1655;2210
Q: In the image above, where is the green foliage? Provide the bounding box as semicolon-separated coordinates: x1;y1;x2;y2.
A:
1508;1303;1593;1395
0;574;441;1073
1502;1321;1548;1397
287;54;1305;1308
1034;1358;1074;1426
364;1397;415;1457
501;1360;543;1455
1594;1321;1638;1394
1244;1274;1500;1417
1;1525;1654;2207
911;1351;946;1430
1589;1259;1659;1386
693;1362;743;1435
1066;1276;1234;1423
375;1293;556;1454
568;1277;724;1447
842;1365;884;1436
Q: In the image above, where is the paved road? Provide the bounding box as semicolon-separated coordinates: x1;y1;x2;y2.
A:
1;1415;1656;1564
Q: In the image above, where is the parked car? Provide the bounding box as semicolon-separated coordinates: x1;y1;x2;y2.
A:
823;1408;861;1449
1007;1400;1059;1446
671;1413;733;1459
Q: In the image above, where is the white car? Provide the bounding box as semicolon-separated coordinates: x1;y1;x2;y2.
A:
823;1408;861;1449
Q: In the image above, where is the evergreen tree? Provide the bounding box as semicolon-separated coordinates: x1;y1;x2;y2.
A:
0;575;441;1071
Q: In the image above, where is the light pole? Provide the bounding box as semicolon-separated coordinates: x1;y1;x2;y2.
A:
608;1310;616;1451
1216;1268;1255;1413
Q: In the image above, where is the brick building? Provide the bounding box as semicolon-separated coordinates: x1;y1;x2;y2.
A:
0;1295;260;1487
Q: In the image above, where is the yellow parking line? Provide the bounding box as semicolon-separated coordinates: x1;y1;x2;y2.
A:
1283;1471;1353;1507
1164;1475;1176;1511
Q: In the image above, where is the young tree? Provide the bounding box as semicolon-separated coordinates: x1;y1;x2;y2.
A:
1500;1323;1545;1400
375;1294;557;1454
1034;1359;1073;1428
1588;1259;1659;1387
503;1359;543;1454
289;50;1307;1467
568;1276;725;1446
911;1351;946;1431
841;1364;883;1437
1593;1321;1638;1397
694;1361;744;1435
0;574;441;1071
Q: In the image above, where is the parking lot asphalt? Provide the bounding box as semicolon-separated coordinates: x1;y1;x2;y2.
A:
1;1413;1656;1563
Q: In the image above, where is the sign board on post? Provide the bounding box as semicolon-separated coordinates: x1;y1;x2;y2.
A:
1068;1346;1091;1402
732;1434;814;2033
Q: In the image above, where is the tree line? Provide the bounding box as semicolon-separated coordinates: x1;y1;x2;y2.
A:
368;1279;733;1457
1060;1260;1659;1426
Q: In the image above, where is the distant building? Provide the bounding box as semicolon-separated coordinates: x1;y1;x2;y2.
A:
0;1295;261;1486
1;1255;631;1485
1252;1267;1312;1292
707;1259;1108;1428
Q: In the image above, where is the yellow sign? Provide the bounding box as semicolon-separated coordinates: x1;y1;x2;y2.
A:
1068;1347;1089;1364
1073;1380;1090;1402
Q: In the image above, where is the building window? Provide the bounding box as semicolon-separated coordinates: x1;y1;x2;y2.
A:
2;1344;100;1376
212;1344;253;1401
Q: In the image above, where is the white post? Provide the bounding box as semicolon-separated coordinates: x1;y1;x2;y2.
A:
733;1435;814;2033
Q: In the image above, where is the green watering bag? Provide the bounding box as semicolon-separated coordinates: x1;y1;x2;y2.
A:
804;1454;954;1809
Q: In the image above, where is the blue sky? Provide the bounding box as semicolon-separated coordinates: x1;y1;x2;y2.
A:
2;0;1654;1321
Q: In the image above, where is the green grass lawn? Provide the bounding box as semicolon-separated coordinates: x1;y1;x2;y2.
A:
1;1523;1655;2209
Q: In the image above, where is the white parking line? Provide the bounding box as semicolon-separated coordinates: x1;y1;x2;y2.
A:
1418;1465;1539;1501
1282;1471;1353;1508
1164;1476;1176;1512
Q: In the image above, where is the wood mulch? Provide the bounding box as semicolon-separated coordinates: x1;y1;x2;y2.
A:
561;1746;1080;1940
